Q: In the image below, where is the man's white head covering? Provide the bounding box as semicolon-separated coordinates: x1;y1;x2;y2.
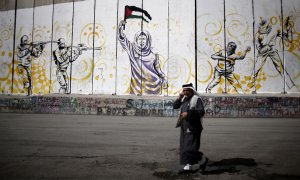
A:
181;83;203;109
182;83;201;97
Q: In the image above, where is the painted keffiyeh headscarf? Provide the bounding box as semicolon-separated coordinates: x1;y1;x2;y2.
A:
133;30;152;56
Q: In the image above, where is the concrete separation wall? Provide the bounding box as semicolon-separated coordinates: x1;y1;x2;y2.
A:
0;95;300;118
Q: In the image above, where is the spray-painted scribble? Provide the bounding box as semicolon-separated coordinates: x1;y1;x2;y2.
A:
252;18;296;90
53;38;100;93
118;20;168;95
17;35;52;96
206;42;251;93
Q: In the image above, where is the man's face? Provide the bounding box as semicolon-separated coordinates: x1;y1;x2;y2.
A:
137;34;147;49
183;88;193;98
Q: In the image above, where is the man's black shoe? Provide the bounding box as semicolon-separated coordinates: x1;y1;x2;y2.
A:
199;157;208;171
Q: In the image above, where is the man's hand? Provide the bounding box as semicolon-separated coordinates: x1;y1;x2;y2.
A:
181;112;188;119
178;92;184;100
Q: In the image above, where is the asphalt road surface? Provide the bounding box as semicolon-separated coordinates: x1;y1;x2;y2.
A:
0;113;300;180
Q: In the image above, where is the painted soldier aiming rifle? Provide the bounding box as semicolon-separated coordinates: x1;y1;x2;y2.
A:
53;38;101;93
17;35;55;96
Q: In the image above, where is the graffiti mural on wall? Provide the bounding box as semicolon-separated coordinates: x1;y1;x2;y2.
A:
53;38;101;93
206;42;251;93
16;35;50;96
0;0;300;96
0;14;14;94
53;38;81;94
251;17;296;91
197;0;300;94
284;16;300;91
117;5;168;95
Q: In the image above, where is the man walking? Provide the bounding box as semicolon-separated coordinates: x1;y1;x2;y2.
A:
173;83;208;172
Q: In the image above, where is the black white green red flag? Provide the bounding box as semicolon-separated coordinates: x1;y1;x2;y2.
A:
124;5;152;23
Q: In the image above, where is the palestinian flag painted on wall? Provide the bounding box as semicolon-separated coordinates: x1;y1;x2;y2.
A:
124;5;152;23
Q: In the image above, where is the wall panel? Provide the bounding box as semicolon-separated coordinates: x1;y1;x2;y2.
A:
197;0;224;93
12;0;34;95
142;0;168;95
283;0;300;93
253;0;283;93
32;1;53;95
71;0;94;94
93;0;117;95
0;0;15;94
116;0;142;95
169;0;195;95
224;0;254;94
50;1;73;94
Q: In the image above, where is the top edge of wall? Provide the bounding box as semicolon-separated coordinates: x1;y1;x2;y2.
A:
0;0;16;11
0;0;85;11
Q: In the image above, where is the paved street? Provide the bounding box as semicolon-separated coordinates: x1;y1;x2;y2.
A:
0;113;300;180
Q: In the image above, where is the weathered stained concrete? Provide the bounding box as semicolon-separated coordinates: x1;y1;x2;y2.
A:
0;94;300;118
0;0;16;11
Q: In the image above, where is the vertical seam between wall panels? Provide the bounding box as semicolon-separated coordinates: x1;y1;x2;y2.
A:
167;0;169;96
280;0;286;93
92;0;96;95
141;0;144;96
115;0;119;95
223;0;227;93
11;0;18;94
32;0;36;95
251;0;256;93
195;0;197;90
32;0;35;48
70;0;75;94
49;0;55;94
30;0;35;45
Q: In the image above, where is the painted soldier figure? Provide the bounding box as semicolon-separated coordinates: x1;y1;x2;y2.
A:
17;35;45;96
53;38;82;93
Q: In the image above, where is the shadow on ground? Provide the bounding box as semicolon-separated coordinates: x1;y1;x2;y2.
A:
203;158;256;175
139;158;300;180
